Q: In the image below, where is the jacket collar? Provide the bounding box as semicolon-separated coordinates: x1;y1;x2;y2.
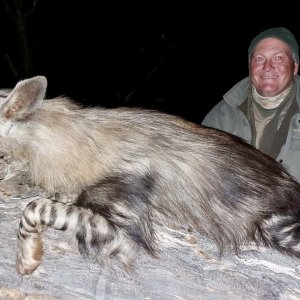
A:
223;75;300;108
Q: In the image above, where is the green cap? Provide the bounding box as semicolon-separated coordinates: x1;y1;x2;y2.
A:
248;27;299;63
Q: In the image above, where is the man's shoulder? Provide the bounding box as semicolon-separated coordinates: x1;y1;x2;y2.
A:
223;77;250;106
201;77;250;129
202;100;242;130
205;77;250;116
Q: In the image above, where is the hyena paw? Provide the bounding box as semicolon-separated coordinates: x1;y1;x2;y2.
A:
16;250;43;275
16;238;43;275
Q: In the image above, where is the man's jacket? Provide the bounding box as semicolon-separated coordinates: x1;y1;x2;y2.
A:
202;76;300;182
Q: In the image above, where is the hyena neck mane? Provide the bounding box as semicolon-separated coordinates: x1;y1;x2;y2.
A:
27;102;119;193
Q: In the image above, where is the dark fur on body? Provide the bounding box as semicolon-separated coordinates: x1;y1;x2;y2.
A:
1;76;300;275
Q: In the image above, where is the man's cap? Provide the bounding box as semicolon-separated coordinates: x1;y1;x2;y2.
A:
248;27;299;63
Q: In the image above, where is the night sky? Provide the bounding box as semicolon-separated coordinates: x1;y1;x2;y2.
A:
0;2;300;124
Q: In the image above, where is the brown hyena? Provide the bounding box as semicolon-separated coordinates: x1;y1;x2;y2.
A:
0;76;300;275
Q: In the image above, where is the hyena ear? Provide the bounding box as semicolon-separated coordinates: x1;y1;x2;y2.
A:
0;76;47;121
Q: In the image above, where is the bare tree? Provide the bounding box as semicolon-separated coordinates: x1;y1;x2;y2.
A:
2;0;39;79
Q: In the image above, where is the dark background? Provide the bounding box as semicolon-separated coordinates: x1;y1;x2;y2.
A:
0;1;300;124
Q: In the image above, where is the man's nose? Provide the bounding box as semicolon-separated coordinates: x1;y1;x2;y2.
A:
263;60;274;71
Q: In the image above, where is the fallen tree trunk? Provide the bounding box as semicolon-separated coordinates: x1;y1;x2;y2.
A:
0;155;300;300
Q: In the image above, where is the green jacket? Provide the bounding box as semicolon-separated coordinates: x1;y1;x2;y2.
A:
202;75;300;182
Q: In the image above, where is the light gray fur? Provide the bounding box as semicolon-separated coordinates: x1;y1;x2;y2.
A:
0;76;300;275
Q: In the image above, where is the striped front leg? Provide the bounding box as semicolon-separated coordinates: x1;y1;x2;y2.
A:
16;197;140;275
16;197;83;275
16;198;53;275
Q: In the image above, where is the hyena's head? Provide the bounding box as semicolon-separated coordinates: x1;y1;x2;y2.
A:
0;76;47;138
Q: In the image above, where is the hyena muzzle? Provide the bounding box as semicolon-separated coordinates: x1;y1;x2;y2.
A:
0;76;300;275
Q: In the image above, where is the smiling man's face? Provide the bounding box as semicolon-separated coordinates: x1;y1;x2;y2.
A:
249;37;299;97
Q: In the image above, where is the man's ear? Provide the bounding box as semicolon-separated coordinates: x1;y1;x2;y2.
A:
0;76;47;121
294;62;299;75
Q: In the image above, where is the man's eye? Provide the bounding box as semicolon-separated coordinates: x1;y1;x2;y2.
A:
274;56;284;61
254;57;264;62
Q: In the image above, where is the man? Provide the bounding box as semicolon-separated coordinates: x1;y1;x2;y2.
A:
202;27;300;182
